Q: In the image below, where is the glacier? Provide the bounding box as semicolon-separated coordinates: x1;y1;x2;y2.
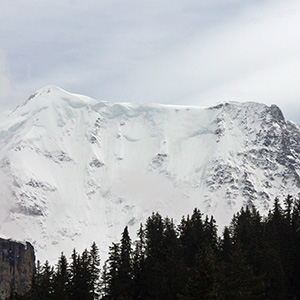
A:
0;85;299;262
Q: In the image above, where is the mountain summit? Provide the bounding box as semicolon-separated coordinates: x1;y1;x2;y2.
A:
0;87;299;261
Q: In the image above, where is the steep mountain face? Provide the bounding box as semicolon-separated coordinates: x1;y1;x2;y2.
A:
0;237;35;299
0;85;299;261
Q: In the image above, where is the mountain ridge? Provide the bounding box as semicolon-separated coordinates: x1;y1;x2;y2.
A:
0;86;299;261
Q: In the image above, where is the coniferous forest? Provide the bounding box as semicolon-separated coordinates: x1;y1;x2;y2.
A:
9;196;300;300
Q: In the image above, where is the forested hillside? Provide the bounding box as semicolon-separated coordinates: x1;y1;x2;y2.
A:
10;196;300;300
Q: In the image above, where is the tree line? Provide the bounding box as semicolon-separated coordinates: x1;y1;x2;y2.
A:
9;196;300;300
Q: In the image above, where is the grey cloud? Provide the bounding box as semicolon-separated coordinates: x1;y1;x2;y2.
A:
0;50;11;105
1;0;300;122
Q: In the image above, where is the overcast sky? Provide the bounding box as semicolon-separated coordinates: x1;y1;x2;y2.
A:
1;0;300;122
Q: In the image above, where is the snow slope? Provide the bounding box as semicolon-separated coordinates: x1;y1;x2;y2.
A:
0;85;299;262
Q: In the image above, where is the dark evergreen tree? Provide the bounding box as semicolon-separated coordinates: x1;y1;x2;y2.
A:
118;226;134;300
179;243;219;300
291;198;300;298
161;217;185;300
221;243;262;300
100;261;109;300
220;227;232;262
230;206;252;250
52;252;70;300
81;249;93;299
105;243;121;300
69;249;81;300
28;260;43;300
89;242;101;299
69;249;93;300
292;197;300;232
40;260;54;300
265;198;295;299
283;195;293;224
132;224;146;300
230;205;265;277
143;213;165;300
203;215;218;250
179;208;204;268
262;248;288;300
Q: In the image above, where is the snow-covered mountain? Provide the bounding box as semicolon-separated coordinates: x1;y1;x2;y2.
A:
0;85;299;261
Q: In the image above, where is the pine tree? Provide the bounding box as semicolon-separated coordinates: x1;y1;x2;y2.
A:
161;217;185;300
89;242;101;299
69;248;94;300
100;261;110;300
145;213;164;259
52;252;70;300
132;224;146;300
28;260;43;300
81;249;93;299
230;206;252;250
40;260;54;300
265;198;294;298
179;208;205;268
69;250;79;300
69;249;91;300
179;243;219;300
263;248;288;300
118;226;134;300
283;195;293;225
221;243;263;300
291;198;300;298
143;213;165;299
292;197;300;233
203;215;218;250
221;227;232;262
105;243;121;300
230;205;265;277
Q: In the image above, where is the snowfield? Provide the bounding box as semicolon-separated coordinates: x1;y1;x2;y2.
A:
0;85;299;262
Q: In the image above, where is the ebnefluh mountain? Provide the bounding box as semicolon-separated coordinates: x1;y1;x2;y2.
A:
0;86;299;261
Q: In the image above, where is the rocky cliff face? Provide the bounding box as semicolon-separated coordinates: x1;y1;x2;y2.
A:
0;238;35;299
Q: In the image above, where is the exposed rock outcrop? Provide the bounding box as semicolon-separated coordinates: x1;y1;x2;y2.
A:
0;238;35;299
